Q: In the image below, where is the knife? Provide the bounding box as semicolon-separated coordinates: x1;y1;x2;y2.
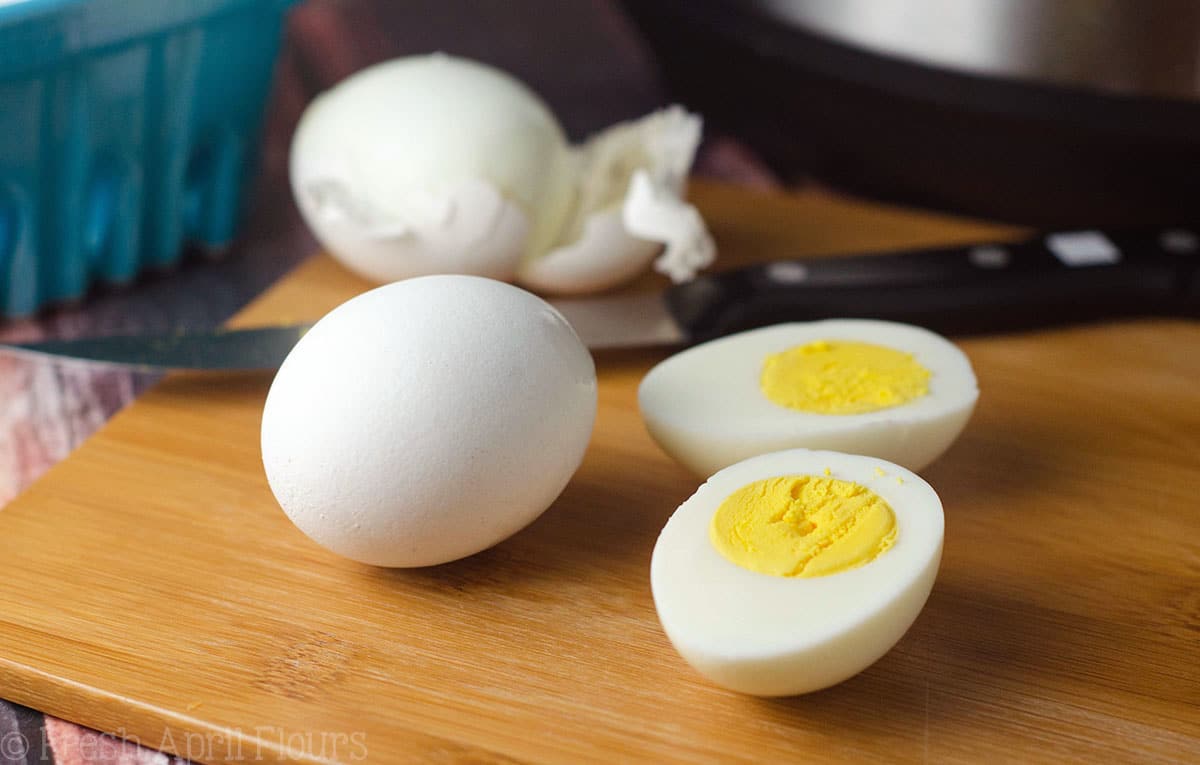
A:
4;226;1198;370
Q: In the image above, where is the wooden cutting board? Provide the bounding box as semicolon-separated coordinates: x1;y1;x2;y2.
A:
0;182;1197;764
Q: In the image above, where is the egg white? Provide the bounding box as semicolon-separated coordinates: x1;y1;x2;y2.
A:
650;448;943;696
290;55;575;284
291;55;713;294
638;319;979;476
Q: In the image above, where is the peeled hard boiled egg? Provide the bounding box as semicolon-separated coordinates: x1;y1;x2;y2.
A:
651;448;944;696
638;319;979;476
260;275;597;567
291;54;715;295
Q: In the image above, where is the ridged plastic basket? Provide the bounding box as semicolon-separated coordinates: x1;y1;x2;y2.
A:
0;0;297;317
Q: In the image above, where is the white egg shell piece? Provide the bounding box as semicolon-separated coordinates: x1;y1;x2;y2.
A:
514;207;660;294
638;319;979;476
516;106;716;294
297;177;530;283
260;275;597;568
651;449;944;697
290;55;574;283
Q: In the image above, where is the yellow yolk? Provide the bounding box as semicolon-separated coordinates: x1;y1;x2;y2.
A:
760;340;931;414
710;475;897;578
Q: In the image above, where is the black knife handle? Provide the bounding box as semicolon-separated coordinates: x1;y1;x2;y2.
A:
665;228;1200;339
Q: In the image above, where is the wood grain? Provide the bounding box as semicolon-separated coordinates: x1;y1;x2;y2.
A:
0;182;1197;764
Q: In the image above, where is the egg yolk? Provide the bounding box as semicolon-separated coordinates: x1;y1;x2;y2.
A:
710;475;897;578
760;340;930;414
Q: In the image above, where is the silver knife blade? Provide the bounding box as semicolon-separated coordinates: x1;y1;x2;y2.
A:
548;292;684;350
0;292;681;370
0;324;314;371
8;223;1194;370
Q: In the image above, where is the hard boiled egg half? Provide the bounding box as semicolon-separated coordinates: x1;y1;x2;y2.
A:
651;448;943;696
638;319;979;476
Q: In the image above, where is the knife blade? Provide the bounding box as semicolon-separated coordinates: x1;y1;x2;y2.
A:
4;226;1198;370
0;325;314;371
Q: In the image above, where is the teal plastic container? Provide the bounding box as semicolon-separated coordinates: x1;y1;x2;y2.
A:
0;0;297;316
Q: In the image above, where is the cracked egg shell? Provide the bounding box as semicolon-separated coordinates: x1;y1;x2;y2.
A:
291;55;714;294
290;54;574;284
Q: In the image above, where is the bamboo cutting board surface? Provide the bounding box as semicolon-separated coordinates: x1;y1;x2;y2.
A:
0;182;1197;764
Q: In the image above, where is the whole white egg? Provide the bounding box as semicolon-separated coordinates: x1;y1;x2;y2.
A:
638;319;978;476
260;275;597;567
651;448;944;696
